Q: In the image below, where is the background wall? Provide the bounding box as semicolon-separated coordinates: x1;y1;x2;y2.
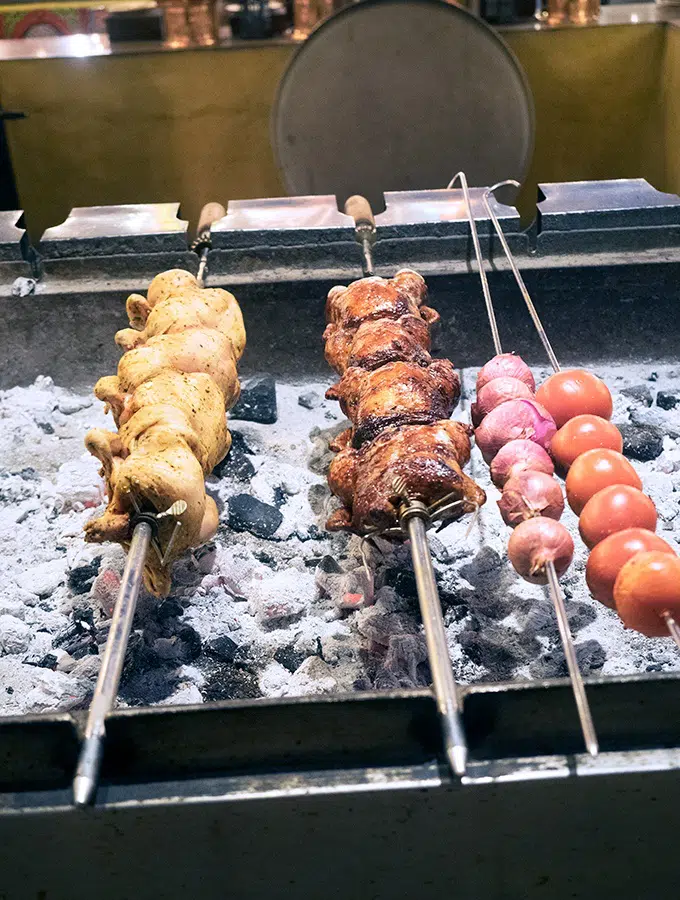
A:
0;22;675;239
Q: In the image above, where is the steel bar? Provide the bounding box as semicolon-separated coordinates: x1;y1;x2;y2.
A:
482;180;561;372
73;520;153;806
403;507;468;775
663;612;680;651
448;171;502;356
545;560;599;757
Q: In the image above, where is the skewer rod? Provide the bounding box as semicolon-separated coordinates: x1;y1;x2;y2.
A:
73;520;153;806
360;235;374;278
448;172;502;357
545;559;599;757
405;511;468;775
662;611;680;651
482;183;561;373
197;250;209;288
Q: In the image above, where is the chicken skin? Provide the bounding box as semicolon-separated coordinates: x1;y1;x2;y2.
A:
322;269;485;536
324;314;432;375
326;359;461;447
84;269;244;596
326;421;485;534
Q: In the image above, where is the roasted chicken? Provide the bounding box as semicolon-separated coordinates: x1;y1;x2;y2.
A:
326;359;461;447
322;271;485;535
324;269;439;374
326;421;485;533
84;269;244;596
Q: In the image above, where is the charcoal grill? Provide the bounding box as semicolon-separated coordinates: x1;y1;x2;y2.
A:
2;179;680;899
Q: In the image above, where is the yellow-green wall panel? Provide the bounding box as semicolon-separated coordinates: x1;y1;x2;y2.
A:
0;25;672;237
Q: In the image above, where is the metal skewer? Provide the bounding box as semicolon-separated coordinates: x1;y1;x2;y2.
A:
344;195;468;775
73;518;154;806
455;175;599;757
482;181;561;373
193;201;226;287
74;203;226;806
662;612;680;651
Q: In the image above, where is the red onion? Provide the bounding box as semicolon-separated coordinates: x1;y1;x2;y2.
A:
476;354;536;393
471;376;535;427
474;399;557;464
498;470;564;527
507;517;574;584
489;439;554;488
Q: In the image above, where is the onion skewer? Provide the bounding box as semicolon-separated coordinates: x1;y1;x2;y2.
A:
453;172;599;757
482;182;680;655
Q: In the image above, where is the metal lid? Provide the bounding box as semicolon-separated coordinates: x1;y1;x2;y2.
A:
272;0;534;209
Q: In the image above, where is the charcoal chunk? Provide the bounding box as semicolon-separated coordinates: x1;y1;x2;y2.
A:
657;391;679;411
274;644;310;673
620;385;653;407
531;639;606;678
206;635;239;663
619;422;664;461
155;597;184;621
231;375;277;424
298;390;322;410
213;450;255;481
67;557;101;595
229;430;254;455
228;494;283;539
203;664;262;701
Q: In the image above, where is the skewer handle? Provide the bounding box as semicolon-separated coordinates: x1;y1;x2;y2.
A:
196;201;226;243
344;194;375;229
404;510;468;776
73;520;153;806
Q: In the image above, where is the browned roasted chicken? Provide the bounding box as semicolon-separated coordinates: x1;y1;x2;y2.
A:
84;269;244;596
323;269;439;374
326;421;485;533
322;271;485;535
326;359;461;447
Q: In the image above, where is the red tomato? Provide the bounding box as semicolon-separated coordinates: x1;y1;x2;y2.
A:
579;485;657;549
551;415;622;471
535;369;613;428
585;528;674;608
614;550;680;637
566;448;642;515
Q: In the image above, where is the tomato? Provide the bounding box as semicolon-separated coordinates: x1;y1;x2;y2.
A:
535;369;613;428
579;485;657;549
585;528;674;608
614;550;680;637
551;415;622;471
566;448;642;515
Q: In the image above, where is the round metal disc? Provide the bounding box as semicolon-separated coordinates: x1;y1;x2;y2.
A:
272;0;534;208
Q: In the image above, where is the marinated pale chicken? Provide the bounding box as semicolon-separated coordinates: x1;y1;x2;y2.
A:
326;421;485;534
323;271;485;535
84;269;244;596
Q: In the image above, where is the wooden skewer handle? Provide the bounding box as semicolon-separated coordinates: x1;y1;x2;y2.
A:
344;194;375;229
197;202;226;239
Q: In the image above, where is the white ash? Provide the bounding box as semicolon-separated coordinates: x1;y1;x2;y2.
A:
1;365;680;717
